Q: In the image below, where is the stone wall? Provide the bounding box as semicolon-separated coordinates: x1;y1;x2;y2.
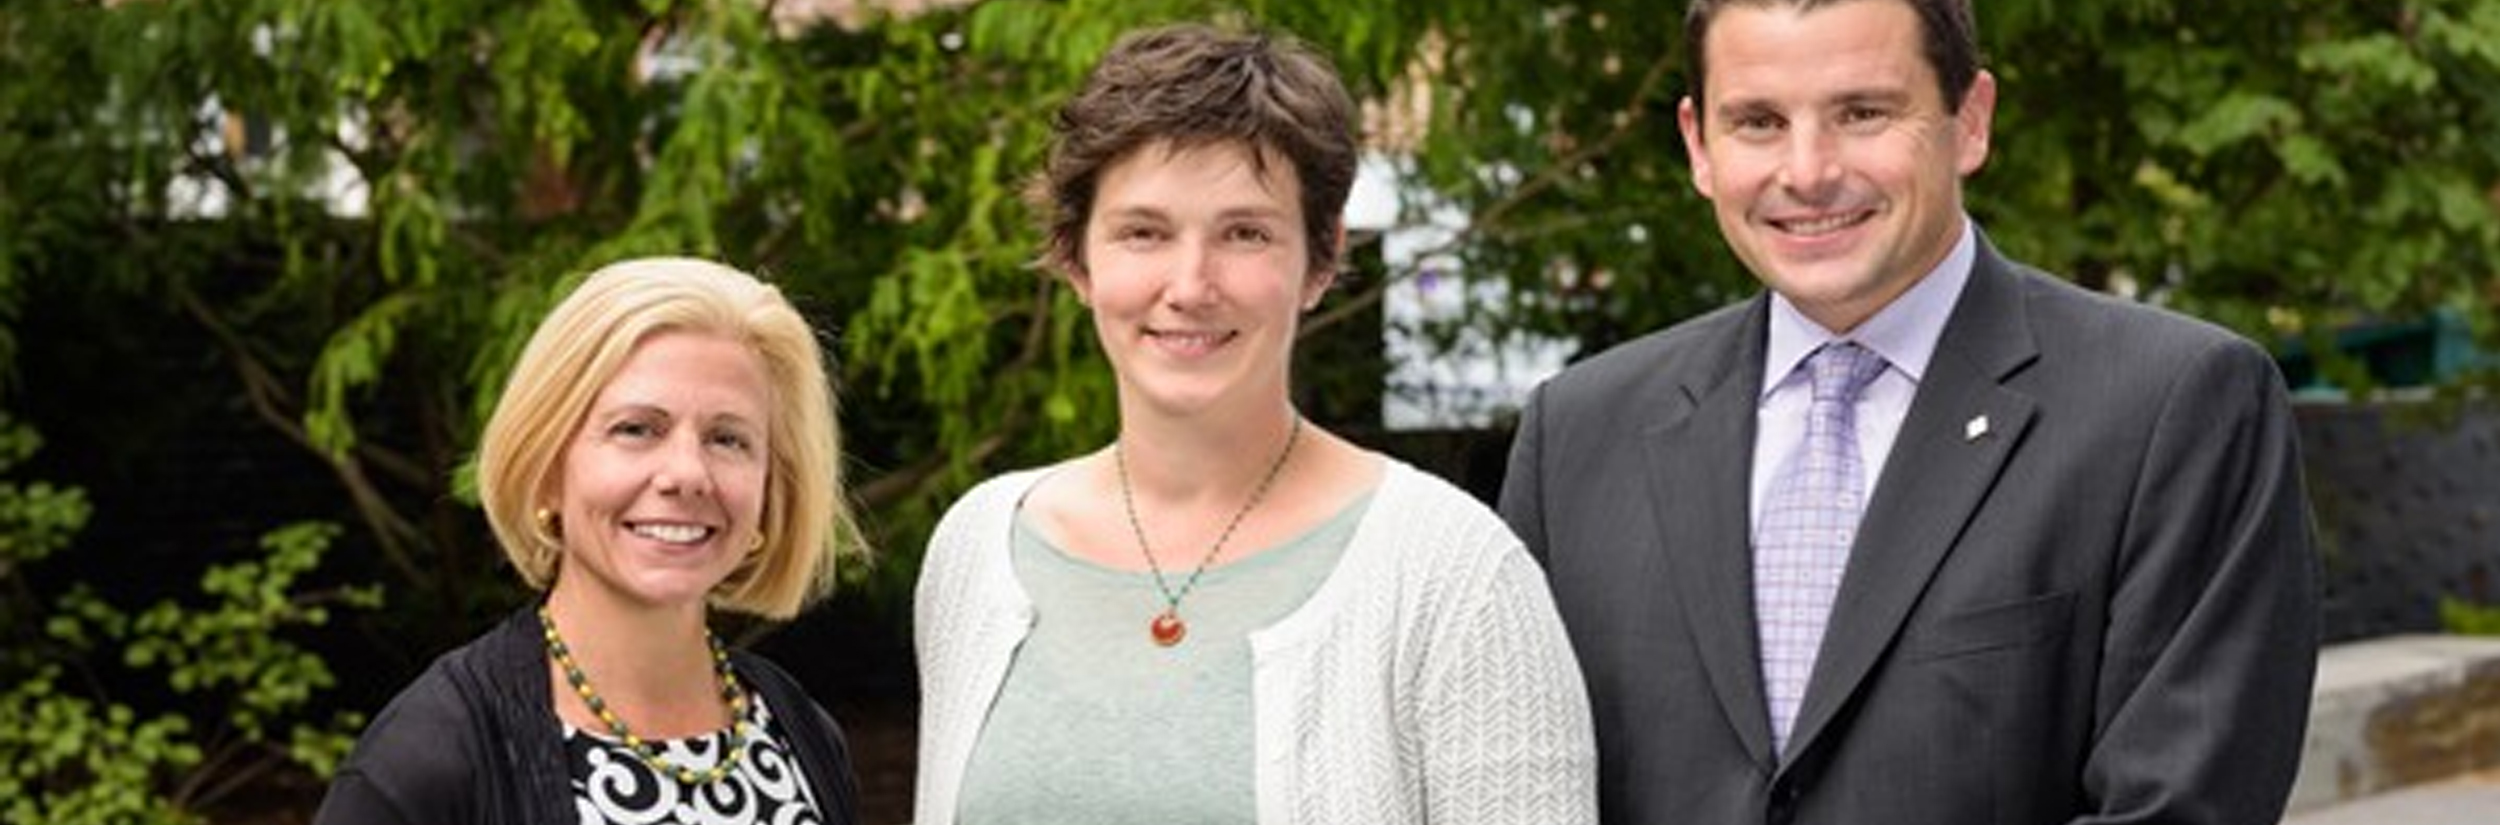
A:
2300;401;2500;643
2291;636;2500;812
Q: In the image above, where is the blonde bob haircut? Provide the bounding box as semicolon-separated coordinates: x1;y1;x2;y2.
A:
474;257;856;620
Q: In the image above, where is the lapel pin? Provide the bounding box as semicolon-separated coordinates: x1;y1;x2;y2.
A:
1965;415;1990;442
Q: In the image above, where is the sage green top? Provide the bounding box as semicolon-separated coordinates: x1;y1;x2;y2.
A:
953;492;1371;825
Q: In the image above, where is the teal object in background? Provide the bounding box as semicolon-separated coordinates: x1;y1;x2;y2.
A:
2277;310;2495;397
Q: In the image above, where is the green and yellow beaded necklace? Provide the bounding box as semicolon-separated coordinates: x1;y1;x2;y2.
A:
538;605;752;785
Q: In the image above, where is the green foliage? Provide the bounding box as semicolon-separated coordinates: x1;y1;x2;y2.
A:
0;413;375;823
0;417;88;574
2439;596;2500;636
0;674;202;825
5;521;376;823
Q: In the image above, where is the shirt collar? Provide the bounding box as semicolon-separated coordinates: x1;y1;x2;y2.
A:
1761;215;1977;399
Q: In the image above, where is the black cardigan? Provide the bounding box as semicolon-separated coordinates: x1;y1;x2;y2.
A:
313;607;859;825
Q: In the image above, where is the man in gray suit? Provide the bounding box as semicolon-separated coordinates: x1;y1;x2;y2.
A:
1497;1;2319;823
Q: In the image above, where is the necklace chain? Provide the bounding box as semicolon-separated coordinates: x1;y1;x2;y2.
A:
1114;414;1303;646
538;605;751;785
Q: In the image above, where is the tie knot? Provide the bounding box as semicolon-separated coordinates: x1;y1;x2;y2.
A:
1805;342;1886;404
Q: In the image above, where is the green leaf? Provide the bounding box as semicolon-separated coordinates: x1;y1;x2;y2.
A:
306;290;423;459
2171;91;2300;156
2273;133;2347;188
2297;34;2438;94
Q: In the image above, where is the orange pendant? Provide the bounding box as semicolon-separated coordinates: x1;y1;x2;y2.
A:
1149;611;1187;647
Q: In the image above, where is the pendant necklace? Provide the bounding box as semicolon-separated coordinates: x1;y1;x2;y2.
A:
1115;414;1303;647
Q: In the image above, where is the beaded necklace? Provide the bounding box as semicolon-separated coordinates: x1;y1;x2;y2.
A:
537;605;752;785
1115;413;1303;647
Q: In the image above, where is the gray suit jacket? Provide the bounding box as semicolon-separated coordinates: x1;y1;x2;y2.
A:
1499;236;2318;825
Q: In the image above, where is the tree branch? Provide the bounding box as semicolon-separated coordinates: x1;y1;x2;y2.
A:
1472;49;1678;233
182;143;256;206
174;283;433;592
1300;49;1676;340
176;738;299;815
854;276;1056;510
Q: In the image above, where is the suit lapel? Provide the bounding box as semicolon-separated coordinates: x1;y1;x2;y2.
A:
1644;297;1778;767
1782;241;2042;767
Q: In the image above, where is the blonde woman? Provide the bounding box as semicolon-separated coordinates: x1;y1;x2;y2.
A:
318;258;861;825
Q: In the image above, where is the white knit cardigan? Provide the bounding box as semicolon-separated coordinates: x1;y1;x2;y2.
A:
912;459;1597;825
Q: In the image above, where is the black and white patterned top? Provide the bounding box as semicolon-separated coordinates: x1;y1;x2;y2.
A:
563;691;826;825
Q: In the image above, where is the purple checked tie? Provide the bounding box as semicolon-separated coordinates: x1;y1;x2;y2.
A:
1755;341;1887;757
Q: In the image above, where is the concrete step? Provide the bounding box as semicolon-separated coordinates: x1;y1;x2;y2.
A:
2287;635;2500;818
2284;768;2500;824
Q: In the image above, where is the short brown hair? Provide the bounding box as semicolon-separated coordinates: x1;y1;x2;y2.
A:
1684;0;1981;119
473;257;858;620
1032;22;1359;277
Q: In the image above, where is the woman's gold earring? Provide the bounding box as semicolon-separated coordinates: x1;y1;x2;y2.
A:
748;532;767;553
533;507;563;545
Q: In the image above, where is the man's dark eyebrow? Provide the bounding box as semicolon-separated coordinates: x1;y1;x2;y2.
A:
1711;98;1780;123
1832;88;1915;108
